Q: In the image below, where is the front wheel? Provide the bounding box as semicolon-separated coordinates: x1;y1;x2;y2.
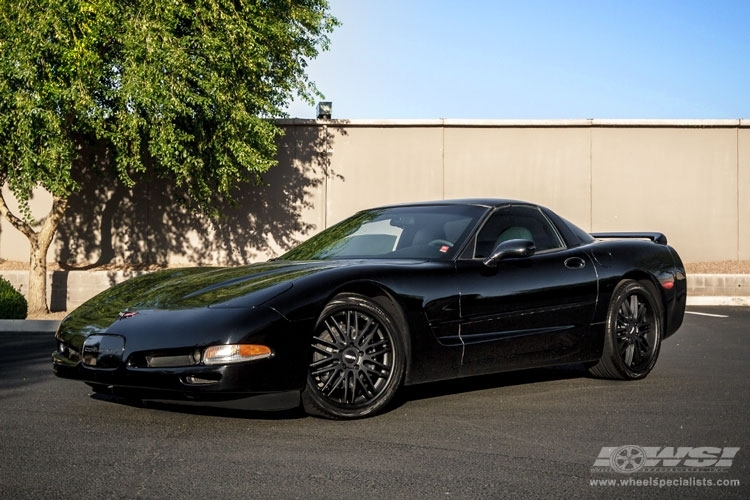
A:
588;279;663;380
301;293;406;419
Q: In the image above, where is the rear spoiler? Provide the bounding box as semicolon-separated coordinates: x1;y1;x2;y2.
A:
590;232;668;245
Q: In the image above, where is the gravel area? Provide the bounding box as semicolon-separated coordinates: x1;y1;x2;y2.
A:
684;260;750;274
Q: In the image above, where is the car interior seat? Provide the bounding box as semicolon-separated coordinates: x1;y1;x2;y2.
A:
494;226;534;248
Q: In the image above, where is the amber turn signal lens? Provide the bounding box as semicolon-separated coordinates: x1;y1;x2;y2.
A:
202;344;273;365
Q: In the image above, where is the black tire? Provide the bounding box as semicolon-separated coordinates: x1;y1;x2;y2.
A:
588;279;663;380
301;293;406;419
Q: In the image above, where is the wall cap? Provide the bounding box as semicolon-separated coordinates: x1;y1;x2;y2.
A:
277;118;749;128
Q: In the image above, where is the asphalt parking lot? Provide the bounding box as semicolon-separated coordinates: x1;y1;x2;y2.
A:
0;307;747;500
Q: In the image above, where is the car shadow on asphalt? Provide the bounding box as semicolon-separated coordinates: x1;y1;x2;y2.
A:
88;363;591;420
398;363;591;405
89;392;308;420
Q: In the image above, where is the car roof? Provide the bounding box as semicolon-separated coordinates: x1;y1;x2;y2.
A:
373;198;535;210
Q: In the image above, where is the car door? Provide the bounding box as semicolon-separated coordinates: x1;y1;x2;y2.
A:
454;205;598;377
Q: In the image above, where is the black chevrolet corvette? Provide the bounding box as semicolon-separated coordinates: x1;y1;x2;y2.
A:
53;199;687;419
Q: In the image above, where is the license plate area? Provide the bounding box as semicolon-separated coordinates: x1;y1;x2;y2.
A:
82;335;125;369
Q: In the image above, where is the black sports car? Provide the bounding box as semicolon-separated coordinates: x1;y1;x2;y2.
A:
53;199;687;419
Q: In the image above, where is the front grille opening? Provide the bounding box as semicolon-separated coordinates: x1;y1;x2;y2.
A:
182;374;221;386
130;349;202;368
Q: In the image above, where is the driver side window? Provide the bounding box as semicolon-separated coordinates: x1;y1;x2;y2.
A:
472;206;564;258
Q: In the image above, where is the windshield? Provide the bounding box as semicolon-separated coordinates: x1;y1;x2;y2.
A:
278;205;487;261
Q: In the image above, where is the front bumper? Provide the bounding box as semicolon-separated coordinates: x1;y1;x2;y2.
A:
52;303;316;407
53;350;306;402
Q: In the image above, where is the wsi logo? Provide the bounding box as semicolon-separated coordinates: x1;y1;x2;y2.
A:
592;446;740;473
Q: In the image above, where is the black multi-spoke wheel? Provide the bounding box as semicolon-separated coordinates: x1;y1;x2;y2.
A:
301;293;406;419
588;279;663;380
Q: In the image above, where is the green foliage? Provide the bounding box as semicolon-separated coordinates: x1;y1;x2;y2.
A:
0;0;338;219
0;277;27;319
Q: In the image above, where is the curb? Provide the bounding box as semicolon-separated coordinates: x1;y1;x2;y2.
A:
686;296;750;307
0;319;60;333
688;274;749;298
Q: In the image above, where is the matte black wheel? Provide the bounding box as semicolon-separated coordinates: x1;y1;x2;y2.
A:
301;293;406;419
588;279;663;380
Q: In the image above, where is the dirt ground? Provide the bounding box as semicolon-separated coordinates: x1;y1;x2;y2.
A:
3;259;749;321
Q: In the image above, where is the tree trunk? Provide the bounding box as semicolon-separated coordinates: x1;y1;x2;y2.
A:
27;233;49;316
0;190;69;316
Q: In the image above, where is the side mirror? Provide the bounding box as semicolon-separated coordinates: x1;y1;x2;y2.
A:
483;239;536;267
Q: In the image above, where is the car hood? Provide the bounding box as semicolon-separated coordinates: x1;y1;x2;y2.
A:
80;261;340;313
55;261;337;337
55;258;434;351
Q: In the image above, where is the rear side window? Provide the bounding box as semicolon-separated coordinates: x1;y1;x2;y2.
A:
540;208;594;247
564;219;595;245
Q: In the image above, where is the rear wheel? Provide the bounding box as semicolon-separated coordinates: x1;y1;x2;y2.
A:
588;279;663;380
301;293;406;419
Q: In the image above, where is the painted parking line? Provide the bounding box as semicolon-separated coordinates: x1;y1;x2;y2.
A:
685;311;729;318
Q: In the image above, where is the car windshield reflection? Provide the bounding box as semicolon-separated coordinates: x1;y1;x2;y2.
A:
278;205;486;261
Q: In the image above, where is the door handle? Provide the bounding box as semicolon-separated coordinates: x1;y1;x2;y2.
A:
564;257;586;269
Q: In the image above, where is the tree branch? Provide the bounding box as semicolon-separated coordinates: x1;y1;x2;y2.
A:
37;195;69;250
0;186;36;240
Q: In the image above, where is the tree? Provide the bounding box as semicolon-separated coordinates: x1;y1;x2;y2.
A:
0;0;338;315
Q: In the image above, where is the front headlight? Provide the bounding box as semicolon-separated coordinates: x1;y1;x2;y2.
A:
202;344;273;365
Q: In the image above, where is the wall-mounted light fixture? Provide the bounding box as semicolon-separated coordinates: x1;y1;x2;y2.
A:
317;101;332;119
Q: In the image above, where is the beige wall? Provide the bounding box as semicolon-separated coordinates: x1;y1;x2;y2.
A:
324;124;445;225
590;126;739;262
310;119;747;264
0;119;747;267
442;125;592;229
739;127;750;261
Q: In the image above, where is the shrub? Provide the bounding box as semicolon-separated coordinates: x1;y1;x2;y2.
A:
0;277;27;319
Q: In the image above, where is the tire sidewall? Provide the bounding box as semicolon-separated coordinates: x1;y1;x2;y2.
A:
605;280;663;380
302;293;406;419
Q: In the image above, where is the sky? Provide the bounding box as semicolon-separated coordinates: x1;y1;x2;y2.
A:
285;0;750;120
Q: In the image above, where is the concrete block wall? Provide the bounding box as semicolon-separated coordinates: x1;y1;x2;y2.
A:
1;119;747;269
315;119;748;265
1;270;146;312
